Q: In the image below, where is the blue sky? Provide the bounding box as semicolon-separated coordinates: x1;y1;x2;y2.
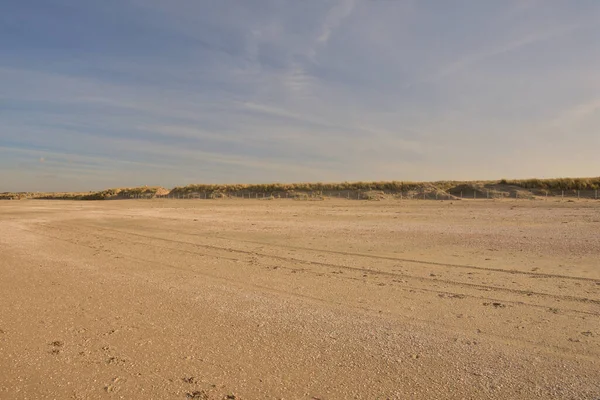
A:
1;0;599;191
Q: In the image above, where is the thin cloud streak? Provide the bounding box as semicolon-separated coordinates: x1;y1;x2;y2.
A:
413;23;584;86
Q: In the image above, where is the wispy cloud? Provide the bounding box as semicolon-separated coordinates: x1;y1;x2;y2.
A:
414;23;584;85
547;98;600;128
318;0;356;44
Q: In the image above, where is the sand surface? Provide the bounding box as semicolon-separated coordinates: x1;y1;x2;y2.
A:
0;199;598;399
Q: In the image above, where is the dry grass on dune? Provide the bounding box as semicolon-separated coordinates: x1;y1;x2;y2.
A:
1;177;599;201
0;186;168;201
169;177;600;199
501;177;600;190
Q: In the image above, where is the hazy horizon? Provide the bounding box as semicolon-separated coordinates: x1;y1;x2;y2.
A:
2;0;599;192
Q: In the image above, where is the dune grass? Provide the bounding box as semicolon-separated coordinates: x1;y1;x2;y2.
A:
171;177;600;195
1;177;598;200
500;177;600;190
171;181;448;195
0;186;167;200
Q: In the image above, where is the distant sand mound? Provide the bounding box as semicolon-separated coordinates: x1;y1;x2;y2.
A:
2;177;598;201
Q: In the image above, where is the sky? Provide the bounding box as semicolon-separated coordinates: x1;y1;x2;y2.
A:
1;0;599;192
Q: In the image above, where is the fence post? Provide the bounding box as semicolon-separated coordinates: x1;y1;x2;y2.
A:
487;190;489;199
562;190;564;199
474;191;476;199
596;189;598;200
578;190;580;199
460;191;463;199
